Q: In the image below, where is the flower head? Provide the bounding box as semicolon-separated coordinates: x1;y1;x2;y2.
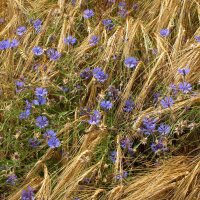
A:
33;96;47;105
32;19;42;33
88;110;101;125
46;48;61;61
16;26;26;36
102;19;114;30
35;87;48;97
93;67;108;83
32;46;44;56
83;9;94;19
160;97;174;109
158;124;171;135
36;116;49;129
124;57;138;68
160;29;170;37
89;35;100;46
47;136;61;148
80;68;93;80
179;82;192;93
151;139;168;153
120;137;133;149
21;186;35;200
0;39;10;50
64;36;77;45
44;129;56;139
19;109;31;120
6;174;17;185
178;68;190;76
110;151;116;163
140;117;157;135
10;39;19;48
195;36;200;43
100;100;113;110
123;99;134;112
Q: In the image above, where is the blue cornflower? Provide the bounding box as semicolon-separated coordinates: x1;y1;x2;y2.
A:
10;39;19;48
16;81;24;88
141;117;157;135
89;35;100;46
32;46;44;56
88;110;101;125
93;67;108;83
25;100;32;110
195;36;200;43
160;97;174;109
158;124;171;135
36;116;49;129
32;19;42;33
124;57;138;68
35;87;48;97
102;19;114;30
80;68;93;80
0;39;10;50
179;82;192;93
21;186;35;200
46;48;61;61
100;100;113;110
118;9;128;18
160;29;170;37
151;139;167;153
19;109;31;120
16;26;26;36
153;92;161;104
28;138;40;148
110;151;116;163
123;99;134;112
120;137;133;149
33;96;47;105
178;68;190;76
83;9;94;19
43;129;56;139
64;36;77;45
6;174;17;185
47;136;61;148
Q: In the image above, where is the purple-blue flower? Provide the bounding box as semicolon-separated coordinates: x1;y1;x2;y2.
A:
32;19;42;33
102;19;114;30
32;46;44;56
0;39;10;50
100;100;113;110
46;48;61;61
33;96;47;105
179;82;192;93
36;116;49;129
178;68;190;76
195;36;200;43
19;109;31;120
140;117;157;135
21;186;35;200
80;68;93;80
35;87;48;97
6;174;17;185
83;9;94;19
160;29;170;37
160;97;174;109
88;110;101;125
110;151;116;163
124;57;138;68
16;26;26;36
158;124;171;135
64;36;77;45
151;140;168;153
93;67;108;83
118;2;126;9
120;137;133;149
118;9;128;18
89;35;100;46
123;99;134;112
44;129;56;139
10;39;19;48
47;136;61;148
